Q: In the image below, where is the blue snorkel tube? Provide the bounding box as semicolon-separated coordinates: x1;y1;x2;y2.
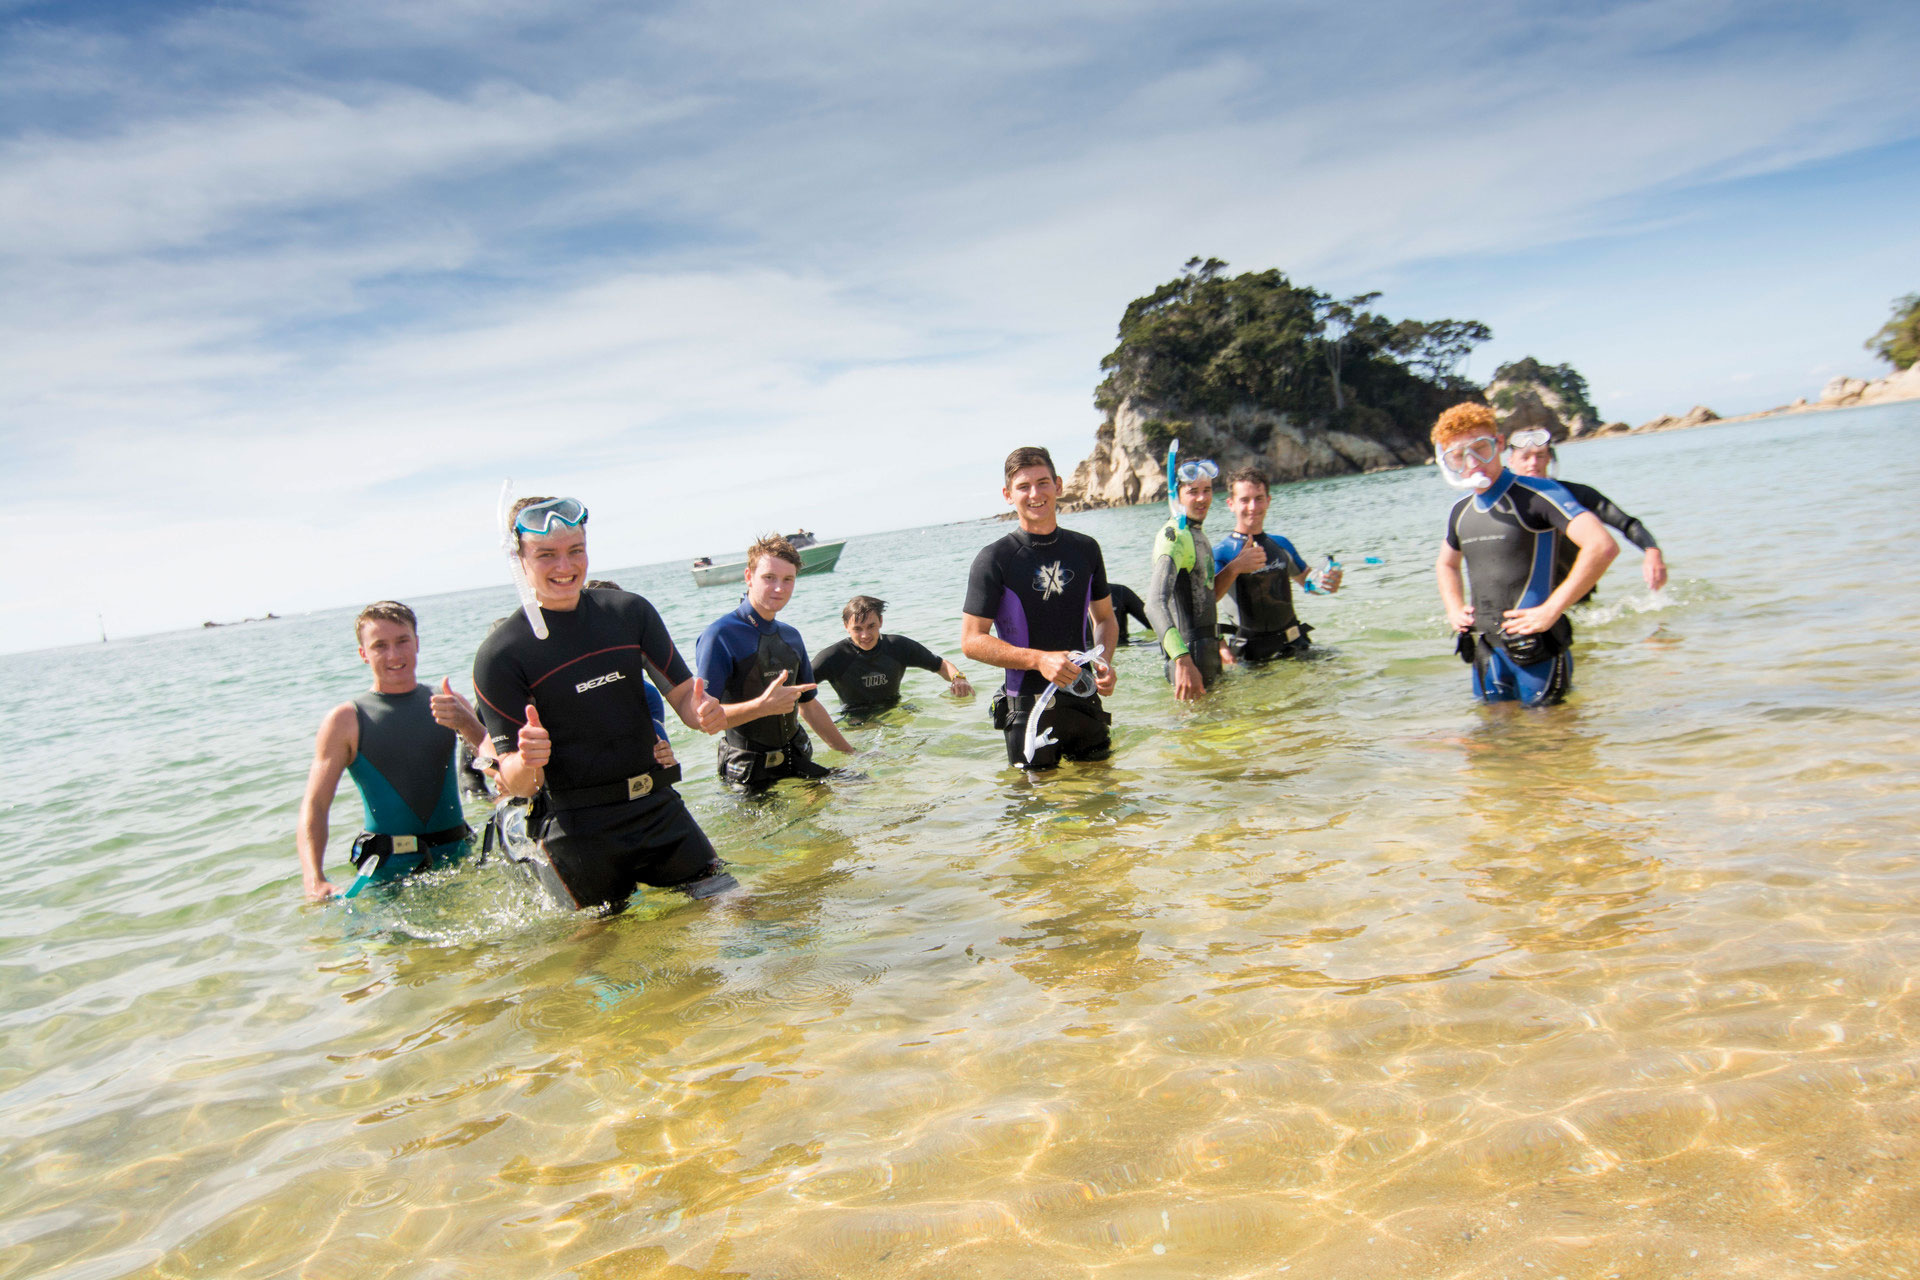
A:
1166;438;1186;532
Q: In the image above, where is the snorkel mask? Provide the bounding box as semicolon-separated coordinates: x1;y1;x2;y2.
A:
1504;428;1556;478
1165;440;1218;530
1436;435;1499;491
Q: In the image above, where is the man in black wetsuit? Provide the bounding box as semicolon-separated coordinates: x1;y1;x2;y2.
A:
1506;430;1668;594
1211;465;1341;662
1430;405;1618;706
1103;583;1153;645
813;595;973;717
297;600;491;899
696;535;858;791
961;446;1119;769
473;497;731;912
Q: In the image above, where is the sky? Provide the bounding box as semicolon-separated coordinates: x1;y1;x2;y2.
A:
5;0;1918;652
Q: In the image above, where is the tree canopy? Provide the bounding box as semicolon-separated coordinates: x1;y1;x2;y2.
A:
1489;356;1599;423
1866;292;1920;370
1095;259;1490;430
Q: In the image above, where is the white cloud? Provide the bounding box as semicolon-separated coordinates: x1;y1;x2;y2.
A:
4;0;1919;649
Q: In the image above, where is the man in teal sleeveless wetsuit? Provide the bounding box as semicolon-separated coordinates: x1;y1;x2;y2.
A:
296;601;492;899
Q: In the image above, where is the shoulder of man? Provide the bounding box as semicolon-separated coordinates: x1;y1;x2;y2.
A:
1154;520;1196;568
1512;475;1588;521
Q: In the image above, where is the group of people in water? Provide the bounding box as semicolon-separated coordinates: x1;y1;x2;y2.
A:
297;400;1663;913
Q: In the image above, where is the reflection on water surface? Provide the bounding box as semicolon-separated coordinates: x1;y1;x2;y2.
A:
3;406;1919;1277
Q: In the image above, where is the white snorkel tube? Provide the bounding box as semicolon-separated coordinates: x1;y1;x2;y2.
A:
498;480;549;640
1024;649;1102;765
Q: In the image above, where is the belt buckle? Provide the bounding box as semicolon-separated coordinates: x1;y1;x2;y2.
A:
1285;626;1301;642
765;750;785;767
391;835;419;854
626;773;654;800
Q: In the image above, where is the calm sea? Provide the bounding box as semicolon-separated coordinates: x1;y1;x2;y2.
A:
4;403;1918;1278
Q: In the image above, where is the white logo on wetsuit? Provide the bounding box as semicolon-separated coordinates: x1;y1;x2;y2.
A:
575;670;626;693
1034;560;1074;600
862;672;888;688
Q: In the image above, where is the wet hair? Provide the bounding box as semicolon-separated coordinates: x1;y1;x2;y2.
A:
354;600;417;643
843;595;887;624
1003;446;1057;484
509;495;588;552
1431;402;1498;447
1225;465;1271;495
585;579;621;591
746;534;803;572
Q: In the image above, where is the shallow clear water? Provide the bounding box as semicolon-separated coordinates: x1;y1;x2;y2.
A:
4;404;1919;1279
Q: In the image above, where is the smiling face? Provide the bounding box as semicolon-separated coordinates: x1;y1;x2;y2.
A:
1228;479;1270;535
518;524;589;611
844;610;881;651
745;552;799;619
357;618;419;694
1178;478;1213;524
1003;464;1060;533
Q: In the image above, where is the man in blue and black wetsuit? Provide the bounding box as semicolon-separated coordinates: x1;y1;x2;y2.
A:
697;535;858;791
1431;404;1618;706
474;497;731;912
961;445;1119;769
1211;465;1342;663
1505;431;1668;596
297;600;491;899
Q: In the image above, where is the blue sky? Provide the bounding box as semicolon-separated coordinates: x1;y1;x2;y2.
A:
5;0;1918;651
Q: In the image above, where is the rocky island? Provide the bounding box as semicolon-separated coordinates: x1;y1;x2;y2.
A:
1063;259;1492;509
1062;268;1919;509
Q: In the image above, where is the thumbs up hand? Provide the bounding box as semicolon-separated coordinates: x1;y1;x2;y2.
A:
687;677;726;734
518;703;552;768
431;676;485;744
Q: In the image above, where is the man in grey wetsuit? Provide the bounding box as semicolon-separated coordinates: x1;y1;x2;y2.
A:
1506;430;1668;595
297;600;491;899
1145;457;1229;700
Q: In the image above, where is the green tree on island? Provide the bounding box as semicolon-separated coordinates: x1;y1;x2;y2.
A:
1488;356;1601;423
1094;258;1491;439
1866;293;1920;370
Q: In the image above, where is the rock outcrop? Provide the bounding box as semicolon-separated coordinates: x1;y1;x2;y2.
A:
1634;405;1720;433
1485;360;1602;439
1062;397;1431;510
1819;363;1920;408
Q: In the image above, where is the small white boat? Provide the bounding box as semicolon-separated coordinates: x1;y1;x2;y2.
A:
690;538;847;587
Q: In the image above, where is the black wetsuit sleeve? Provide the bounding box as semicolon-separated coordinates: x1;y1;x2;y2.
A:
1087;538;1110;603
890;635;945;674
1565;482;1658;551
1444;499;1468;551
636;598;693;691
962;543;1003;619
812;640;851;685
472;629;528;753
